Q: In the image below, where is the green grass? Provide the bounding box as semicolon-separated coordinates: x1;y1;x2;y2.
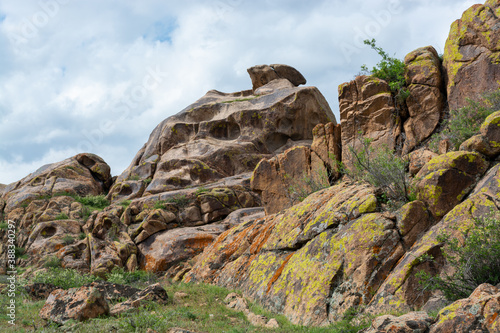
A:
62;235;75;245
55;212;69;220
0;272;371;333
195;186;209;196
153;200;167;210
119;200;132;208
42;256;62;269
33;267;100;289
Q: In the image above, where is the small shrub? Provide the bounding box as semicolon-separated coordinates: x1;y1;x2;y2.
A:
288;168;330;202
153;200;167;210
33;267;100;289
15;247;28;260
76;194;109;210
166;194;190;208
144;178;152;184
0;221;8;230
429;88;500;151
78;232;87;240
195;186;209;196
43;255;62;268
106;267;157;286
346;137;411;204
417;212;500;301
128;175;141;181
328;307;371;333
119;200;131;208
62;235;75;245
361;38;408;104
55;212;69;220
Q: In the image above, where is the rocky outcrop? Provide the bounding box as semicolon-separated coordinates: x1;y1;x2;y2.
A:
108;70;335;203
250;122;341;214
338;75;401;170
443;0;500;111
1;153;111;213
403;46;445;153
247;64;306;91
369;162;500;316
0;153;112;273
184;182;404;326
430;283;500;333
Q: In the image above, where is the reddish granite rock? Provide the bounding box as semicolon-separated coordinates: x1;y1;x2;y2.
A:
39;286;109;324
338;76;401;171
443;1;500;111
415;151;489;219
185;182;407;326
403;46;445;153
430;284;500;333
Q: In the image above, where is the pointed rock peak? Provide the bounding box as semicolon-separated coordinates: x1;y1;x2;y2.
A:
247;64;306;92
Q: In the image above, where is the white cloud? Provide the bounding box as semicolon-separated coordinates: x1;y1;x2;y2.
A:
0;0;481;184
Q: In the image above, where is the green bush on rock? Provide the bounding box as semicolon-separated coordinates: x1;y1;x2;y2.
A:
429;88;500;151
417;213;500;301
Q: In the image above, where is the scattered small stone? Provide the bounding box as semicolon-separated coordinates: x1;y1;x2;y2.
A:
265;318;280;329
174;291;189;299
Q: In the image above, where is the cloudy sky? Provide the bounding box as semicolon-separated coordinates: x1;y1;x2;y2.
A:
0;0;477;184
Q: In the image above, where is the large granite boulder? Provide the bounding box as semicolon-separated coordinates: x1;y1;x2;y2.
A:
39;285;110;324
415;151;489;219
108;69;335;203
403;46;446;153
338;75;401;171
443;0;500;111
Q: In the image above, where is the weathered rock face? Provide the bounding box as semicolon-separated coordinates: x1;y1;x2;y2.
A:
185;182;408;326
415;151;489;219
0;154;112;273
108;71;335;203
39;285;110;324
338;76;401;170
430;283;500;333
403;46;445;153
1;153;111;213
250;122;341;214
369;163;500;316
83;206;137;277
137;223;228;273
408;148;438;176
443;0;500;111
